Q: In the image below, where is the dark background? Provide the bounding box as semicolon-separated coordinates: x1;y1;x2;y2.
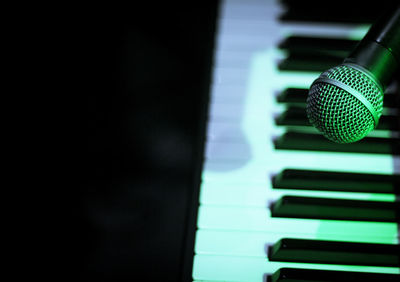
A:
82;3;219;281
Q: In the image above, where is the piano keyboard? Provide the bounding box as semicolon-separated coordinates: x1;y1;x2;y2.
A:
191;0;400;281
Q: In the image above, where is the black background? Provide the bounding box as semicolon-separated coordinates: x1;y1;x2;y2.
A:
82;3;219;281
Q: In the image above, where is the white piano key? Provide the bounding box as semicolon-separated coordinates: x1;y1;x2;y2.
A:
211;55;319;87
203;159;400;182
208;103;248;121
214;51;255;69
215;33;281;52
204;142;397;173
219;0;278;22
193;255;400;282
212;67;252;84
206;122;246;142
199;181;396;207
195;230;399;257
217;20;279;39
197;206;398;238
208;84;249;104
218;1;369;40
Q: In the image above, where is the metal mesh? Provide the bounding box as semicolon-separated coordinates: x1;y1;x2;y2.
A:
306;64;383;143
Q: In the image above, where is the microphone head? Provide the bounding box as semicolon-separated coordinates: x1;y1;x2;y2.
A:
306;63;384;143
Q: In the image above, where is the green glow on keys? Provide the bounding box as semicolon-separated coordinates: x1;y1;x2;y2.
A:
193;0;399;280
197;206;397;239
193;255;400;281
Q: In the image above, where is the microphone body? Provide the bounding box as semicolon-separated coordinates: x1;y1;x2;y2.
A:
346;6;400;87
307;6;400;143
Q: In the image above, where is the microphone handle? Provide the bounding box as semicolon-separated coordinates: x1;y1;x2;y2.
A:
344;4;400;89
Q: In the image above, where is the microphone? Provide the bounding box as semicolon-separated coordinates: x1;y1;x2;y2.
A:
306;6;400;143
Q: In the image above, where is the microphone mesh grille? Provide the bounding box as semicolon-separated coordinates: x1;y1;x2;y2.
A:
307;65;383;143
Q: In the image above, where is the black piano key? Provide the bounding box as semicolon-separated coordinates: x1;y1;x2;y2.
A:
270;268;400;282
278;53;342;72
276;88;308;104
268;238;400;266
271;196;399;222
372;115;399;130
275;106;399;130
279;9;374;24
274;106;309;126
272;169;400;194
278;36;357;57
279;0;387;24
274;132;400;155
276;88;400;109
